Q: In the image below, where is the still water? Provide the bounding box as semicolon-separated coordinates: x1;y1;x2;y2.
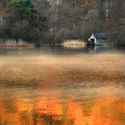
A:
0;46;125;125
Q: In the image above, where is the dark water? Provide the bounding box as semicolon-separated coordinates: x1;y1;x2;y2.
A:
0;46;125;55
0;46;125;125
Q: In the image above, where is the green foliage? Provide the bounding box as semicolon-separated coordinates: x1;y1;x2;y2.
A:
0;0;48;44
8;0;34;21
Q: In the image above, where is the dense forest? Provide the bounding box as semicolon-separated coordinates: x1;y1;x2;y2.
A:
0;0;125;45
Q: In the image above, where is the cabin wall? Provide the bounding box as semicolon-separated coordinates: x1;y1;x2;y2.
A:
88;34;95;41
88;34;117;46
96;39;117;46
88;35;97;45
96;39;107;46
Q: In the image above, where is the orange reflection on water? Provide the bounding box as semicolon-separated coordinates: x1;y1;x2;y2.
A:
66;102;85;125
0;101;7;123
0;95;125;125
87;97;123;125
34;96;63;120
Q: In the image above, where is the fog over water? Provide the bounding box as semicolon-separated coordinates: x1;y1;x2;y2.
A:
0;46;125;96
0;46;125;125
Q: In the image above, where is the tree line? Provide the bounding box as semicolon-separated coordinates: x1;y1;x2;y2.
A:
0;0;125;45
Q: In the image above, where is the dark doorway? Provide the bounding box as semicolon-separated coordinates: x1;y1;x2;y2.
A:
91;39;95;46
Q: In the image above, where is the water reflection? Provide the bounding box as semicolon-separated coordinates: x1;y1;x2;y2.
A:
0;46;125;56
0;47;125;125
87;46;97;53
0;94;124;125
61;44;85;49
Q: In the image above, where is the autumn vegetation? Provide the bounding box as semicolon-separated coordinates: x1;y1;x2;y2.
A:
0;1;125;124
0;0;125;46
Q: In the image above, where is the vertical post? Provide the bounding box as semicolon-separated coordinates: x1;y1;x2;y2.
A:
106;0;108;21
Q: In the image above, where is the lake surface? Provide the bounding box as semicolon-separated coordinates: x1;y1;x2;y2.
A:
0;46;125;125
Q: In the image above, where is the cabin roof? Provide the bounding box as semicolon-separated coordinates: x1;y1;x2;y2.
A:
92;33;108;39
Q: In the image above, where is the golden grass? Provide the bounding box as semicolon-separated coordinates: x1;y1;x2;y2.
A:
61;40;85;49
62;40;85;45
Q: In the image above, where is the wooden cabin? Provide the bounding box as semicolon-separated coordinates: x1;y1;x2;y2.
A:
88;33;109;46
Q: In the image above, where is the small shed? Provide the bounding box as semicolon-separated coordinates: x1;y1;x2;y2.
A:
88;33;108;45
